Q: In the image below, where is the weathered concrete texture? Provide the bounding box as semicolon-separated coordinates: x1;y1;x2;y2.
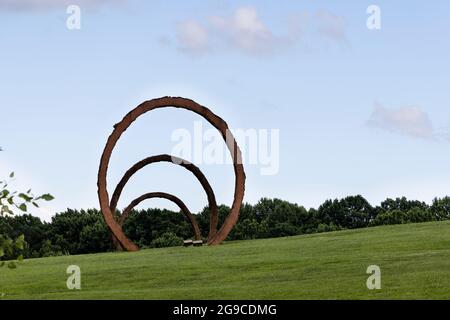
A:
97;96;246;251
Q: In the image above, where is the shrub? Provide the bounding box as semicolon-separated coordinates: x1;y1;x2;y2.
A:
406;207;434;223
150;232;183;248
79;220;111;253
39;240;63;257
316;223;341;233
372;210;407;226
431;197;450;221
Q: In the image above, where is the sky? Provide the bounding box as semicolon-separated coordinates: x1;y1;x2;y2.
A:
1;0;450;221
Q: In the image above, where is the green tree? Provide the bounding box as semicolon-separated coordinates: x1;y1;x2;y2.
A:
406;207;433;223
47;209;103;254
79;220;111;253
231;218;261;240
150;232;183;248
430;197;450;221
379;197;429;213
372;209;408;226
0;214;48;258
0;172;53;268
317;195;373;229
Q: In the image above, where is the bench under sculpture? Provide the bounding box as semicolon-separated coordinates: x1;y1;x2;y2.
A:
97;96;246;251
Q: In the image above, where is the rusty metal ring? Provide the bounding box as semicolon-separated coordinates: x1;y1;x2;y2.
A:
109;154;218;241
98;96;246;251
119;192;202;241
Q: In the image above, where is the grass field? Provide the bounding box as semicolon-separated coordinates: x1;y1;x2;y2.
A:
1;221;450;300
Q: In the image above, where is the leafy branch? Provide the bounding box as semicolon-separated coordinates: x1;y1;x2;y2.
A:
0;172;54;268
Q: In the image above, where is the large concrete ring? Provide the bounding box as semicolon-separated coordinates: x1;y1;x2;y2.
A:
119;192;202;241
98;96;246;251
109;154;218;241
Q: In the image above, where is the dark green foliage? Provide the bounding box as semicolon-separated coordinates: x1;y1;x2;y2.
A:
79;220;111;253
196;204;231;237
123;208;193;248
316;223;341;233
48;209;105;254
232;218;263;240
430;197;450;221
38;240;63;257
0;214;48;258
372;209;408;225
208;199;316;240
406;207;434;223
0;234;25;268
0;172;54;267
371;198;436;226
317;195;374;229
150;232;183;248
380;197;428;212
0;195;447;258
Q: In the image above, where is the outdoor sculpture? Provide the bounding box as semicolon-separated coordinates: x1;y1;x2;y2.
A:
119;192;202;241
109;154;217;250
109;154;218;244
97;96;246;251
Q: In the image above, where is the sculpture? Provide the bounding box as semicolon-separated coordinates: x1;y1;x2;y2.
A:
97;97;246;251
109;154;218;245
119;192;202;241
109;155;216;250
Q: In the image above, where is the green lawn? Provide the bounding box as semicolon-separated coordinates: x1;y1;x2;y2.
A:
1;221;450;299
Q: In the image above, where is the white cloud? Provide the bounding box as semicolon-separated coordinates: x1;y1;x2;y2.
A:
367;103;435;139
316;10;348;43
176;20;209;54
434;125;450;142
209;6;277;54
172;6;347;57
0;0;125;11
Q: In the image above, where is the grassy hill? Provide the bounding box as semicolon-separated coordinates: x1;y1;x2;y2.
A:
1;221;450;300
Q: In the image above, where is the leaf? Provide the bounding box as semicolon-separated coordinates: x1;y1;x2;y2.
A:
18;193;33;202
18;203;27;212
4;238;13;247
16;242;24;250
32;202;39;208
9;172;14;178
39;194;54;201
16;234;25;242
1;205;9;214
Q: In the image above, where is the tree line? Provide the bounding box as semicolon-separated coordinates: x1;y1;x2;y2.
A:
1;195;449;259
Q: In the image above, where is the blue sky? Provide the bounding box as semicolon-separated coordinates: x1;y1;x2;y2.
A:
1;1;449;220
